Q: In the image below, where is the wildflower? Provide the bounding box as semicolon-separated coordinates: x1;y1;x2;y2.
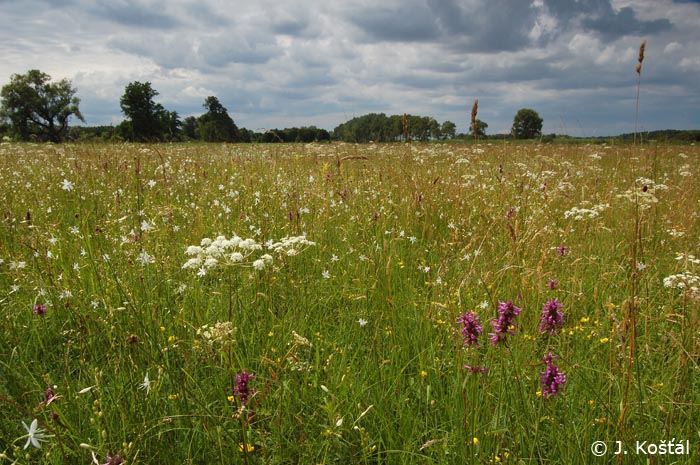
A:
557;246;568;257
463;365;488;375
539;298;565;335
140;220;153;232
358;318;368;327
61;179;73;191
238;444;255;453
21;418;52;449
32;304;47;316
97;453;123;465
457;311;483;347
233;370;255;406
548;279;558;290
137;250;155;265
540;353;566;398
252;259;265;271
139;372;151;395
322;270;330;279
37;385;57;407
420;370;428;378
489;300;522;346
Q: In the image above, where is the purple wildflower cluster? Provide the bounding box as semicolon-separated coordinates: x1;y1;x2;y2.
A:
540;353;566;398
33;304;47;316
457;311;483;347
489;300;522;346
539;298;565;335
233;370;255;406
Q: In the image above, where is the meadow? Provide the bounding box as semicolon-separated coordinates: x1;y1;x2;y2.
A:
0;141;698;464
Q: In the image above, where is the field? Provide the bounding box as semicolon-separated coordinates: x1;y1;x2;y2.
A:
0;141;698;464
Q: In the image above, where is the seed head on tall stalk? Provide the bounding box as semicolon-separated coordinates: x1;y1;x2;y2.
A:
470;99;479;147
633;39;646;146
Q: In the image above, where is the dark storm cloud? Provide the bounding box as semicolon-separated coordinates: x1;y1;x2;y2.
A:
345;0;539;51
429;0;540;51
346;3;441;42
582;7;671;40
542;0;671;40
89;0;181;29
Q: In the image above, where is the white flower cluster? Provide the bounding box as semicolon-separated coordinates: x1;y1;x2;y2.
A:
182;234;314;274
663;272;700;299
564;203;610;221
197;321;236;347
616;177;668;209
676;253;700;265
664;257;700;300
265;235;316;256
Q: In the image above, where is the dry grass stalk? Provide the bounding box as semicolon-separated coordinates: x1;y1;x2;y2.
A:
633;39;646;145
470;99;479;135
636;40;646;74
402;113;411;143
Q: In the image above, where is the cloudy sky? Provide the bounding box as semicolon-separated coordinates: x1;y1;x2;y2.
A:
1;0;698;136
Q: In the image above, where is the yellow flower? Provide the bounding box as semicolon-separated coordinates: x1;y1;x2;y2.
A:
159;326;166;332
580;316;590;324
168;393;180;400
420;370;428;378
168;335;177;343
472;437;480;446
599;337;609;344
536;390;543;397
238;444;255;453
227;395;235;402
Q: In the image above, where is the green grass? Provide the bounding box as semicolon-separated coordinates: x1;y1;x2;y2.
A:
1;141;698;464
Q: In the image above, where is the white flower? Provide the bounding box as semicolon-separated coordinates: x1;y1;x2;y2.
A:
252;259;265;271
140;220;154;232
22;419;52;449
139;372;151;395
61;179;73;191
322;270;330;279
358;318;368;327
137;251;155;265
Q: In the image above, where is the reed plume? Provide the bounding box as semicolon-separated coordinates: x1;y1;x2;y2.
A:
470;99;479;145
402;113;411;143
633;40;646;145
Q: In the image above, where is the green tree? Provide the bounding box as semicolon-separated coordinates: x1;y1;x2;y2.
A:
119;81;166;141
440;120;457;139
0;69;84;142
469;119;488;138
512;108;543;139
161;110;182;141
198;96;239;142
181;116;198;140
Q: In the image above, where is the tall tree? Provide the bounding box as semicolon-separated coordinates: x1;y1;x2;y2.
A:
512;108;543;139
198;96;239;142
0;69;84;142
119;81;166;141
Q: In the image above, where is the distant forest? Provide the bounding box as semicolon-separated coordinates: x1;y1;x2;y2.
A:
61;124;700;144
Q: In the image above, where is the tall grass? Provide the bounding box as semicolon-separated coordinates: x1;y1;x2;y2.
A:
0;141;698;464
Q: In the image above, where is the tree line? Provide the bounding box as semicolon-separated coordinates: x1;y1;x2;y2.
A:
0;69;553;144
